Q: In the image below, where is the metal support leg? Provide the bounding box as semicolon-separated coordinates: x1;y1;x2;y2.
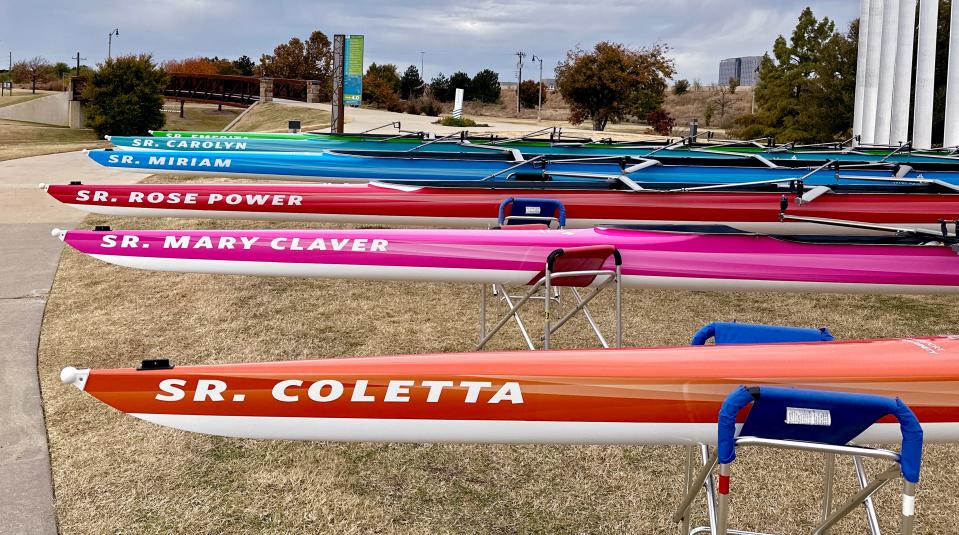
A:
901;481;917;535
853;455;882;535
615;265;622;348
543;277;615;340
544;268;552;350
716;463;730;535
680;445;695;535
672;447;720;528
479;284;487;344
570;288;607;347
476;284;536;350
812;465;901;535
821;453;835;534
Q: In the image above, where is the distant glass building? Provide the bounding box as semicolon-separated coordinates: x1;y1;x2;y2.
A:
718;56;763;86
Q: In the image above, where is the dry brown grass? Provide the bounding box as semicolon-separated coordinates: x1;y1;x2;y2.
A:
0;118;107;161
228;102;331;133
39;177;959;534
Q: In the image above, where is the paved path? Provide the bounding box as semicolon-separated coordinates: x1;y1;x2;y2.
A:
0;151;147;534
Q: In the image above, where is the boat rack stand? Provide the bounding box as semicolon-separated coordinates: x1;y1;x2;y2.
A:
477;245;622;351
673;386;923;535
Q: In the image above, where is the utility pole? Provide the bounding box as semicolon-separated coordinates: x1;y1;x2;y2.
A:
515;51;525;114
531;54;543;121
73;52;86;74
420;51;425;79
107;28;119;60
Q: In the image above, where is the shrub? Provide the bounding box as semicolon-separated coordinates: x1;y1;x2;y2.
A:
437;116;488;127
83;54;168;137
646;109;675;136
518;79;545;109
673;79;690;95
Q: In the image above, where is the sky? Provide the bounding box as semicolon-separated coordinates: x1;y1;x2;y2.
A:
0;1;859;84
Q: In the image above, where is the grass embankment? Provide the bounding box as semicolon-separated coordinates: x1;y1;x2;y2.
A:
39;184;959;533
161;101;242;132
227;102;331;132
0;118;107;161
0;91;52;108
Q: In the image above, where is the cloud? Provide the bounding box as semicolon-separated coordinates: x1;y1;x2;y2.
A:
0;0;858;82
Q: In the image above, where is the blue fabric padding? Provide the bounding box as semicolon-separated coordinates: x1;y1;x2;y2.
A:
498;197;567;227
717;386;923;483
690;322;834;346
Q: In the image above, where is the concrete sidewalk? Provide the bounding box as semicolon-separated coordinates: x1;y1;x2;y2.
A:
0;150;147;534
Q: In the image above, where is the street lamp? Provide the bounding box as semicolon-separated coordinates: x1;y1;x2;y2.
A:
531;54;544;121
107;28;119;60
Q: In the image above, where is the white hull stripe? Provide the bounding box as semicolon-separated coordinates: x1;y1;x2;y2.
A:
131;414;959;445
59;204;942;235
89;255;959;294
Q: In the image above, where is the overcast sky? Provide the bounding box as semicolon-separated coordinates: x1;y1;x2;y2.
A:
1;1;858;83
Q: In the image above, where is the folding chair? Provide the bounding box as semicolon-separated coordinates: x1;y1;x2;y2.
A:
674;386;923;535
497;197;567;228
477;245;622;350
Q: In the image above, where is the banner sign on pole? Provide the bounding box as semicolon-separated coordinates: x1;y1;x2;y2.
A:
344;35;364;106
452;88;464;118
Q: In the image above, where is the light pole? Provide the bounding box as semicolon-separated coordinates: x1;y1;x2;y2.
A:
531;54;543;121
107;28;119;60
515;51;525;114
420;51;425;78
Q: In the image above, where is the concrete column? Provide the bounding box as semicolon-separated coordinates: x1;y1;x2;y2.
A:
944;3;959;146
890;0;917;145
853;0;871;143
259;77;273;103
306;80;320;103
913;0;940;149
861;0;885;144
873;0;900;145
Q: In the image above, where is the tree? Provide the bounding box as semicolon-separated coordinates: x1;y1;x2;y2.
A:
647;109;675;135
83;54;168;137
162;57;219;74
703;102;715;126
555;42;674;131
430;73;452;101
728;76;740;94
366;63;401;93
731;8;856;143
257;30;332;99
448;71;472;96
400;65;423;100
11;57;53;93
52;62;71;80
673;79;690;95
233;55;255;76
364;64;402;110
470;69;501;103
519;79;545;109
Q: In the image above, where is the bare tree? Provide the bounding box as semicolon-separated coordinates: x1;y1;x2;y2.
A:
11;57;53;93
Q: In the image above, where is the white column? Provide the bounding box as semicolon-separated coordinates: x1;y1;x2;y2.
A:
890;0;917;145
944;3;959;147
861;0;885;144
913;0;940;149
873;0;900;145
853;0;871;143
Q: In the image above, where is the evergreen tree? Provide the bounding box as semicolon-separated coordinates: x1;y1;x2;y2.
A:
470;69;501;103
430;73;452;101
731;8;856;143
448;71;472;96
83;54;168;137
400;65;423;100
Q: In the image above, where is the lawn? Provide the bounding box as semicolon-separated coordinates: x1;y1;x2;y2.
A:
161;101;242;132
38;181;959;533
0;91;52;108
0;118;107;161
228;102;330;132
